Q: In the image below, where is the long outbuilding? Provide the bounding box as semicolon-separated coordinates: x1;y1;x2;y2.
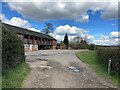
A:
2;23;57;51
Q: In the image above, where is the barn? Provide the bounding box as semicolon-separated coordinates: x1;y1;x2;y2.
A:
2;23;57;51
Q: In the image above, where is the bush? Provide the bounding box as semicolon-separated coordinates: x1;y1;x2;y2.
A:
2;29;25;75
69;41;88;49
97;47;120;75
79;40;88;49
45;46;52;49
88;44;96;50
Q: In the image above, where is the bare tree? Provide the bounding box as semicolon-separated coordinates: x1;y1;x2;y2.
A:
73;37;82;49
43;23;53;34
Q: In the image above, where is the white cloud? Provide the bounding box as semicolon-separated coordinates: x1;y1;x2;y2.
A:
110;31;120;38
0;14;8;21
28;28;41;32
76;14;89;23
2;0;120;2
93;39;110;45
3;1;118;22
4;17;31;28
54;25;89;37
55;25;81;35
1;14;41;32
92;34;109;45
49;25;94;42
49;33;64;42
93;32;120;46
109;31;120;45
86;34;94;40
112;24;115;26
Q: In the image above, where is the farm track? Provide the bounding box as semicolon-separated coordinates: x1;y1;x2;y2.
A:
23;50;117;88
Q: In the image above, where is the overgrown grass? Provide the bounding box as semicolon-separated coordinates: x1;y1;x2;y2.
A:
2;62;31;88
76;50;119;86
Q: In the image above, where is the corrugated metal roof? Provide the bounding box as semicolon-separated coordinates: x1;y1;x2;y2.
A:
2;23;57;41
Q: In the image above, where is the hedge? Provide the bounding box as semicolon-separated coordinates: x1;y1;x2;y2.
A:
96;47;120;75
2;29;25;75
88;44;96;50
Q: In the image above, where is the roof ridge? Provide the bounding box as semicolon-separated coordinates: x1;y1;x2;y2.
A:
2;22;57;41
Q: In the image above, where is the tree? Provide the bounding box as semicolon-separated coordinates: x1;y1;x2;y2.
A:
73;37;82;49
88;44;96;50
63;33;69;48
80;39;88;49
2;29;25;74
43;23;53;34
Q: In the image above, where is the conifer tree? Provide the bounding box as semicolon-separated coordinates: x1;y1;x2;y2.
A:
63;33;69;48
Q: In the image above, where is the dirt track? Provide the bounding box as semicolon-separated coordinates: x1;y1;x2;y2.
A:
22;50;117;88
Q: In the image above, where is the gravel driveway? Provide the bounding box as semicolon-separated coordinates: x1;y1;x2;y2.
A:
22;50;117;88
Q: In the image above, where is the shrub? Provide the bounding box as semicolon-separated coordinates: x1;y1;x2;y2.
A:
2;29;25;75
69;40;88;49
88;44;96;50
79;40;88;49
96;47;120;75
45;46;52;49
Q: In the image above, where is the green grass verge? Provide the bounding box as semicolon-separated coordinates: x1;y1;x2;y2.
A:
0;76;2;89
2;62;31;88
76;50;118;86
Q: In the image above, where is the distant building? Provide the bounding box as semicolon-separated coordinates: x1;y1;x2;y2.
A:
2;23;57;51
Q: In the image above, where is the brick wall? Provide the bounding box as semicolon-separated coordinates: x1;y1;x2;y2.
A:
52;40;57;49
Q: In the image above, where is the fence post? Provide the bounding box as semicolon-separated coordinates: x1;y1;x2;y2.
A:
108;59;111;74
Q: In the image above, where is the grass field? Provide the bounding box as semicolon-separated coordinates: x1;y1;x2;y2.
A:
76;50;118;86
2;62;31;88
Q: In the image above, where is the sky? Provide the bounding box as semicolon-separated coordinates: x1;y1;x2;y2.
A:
1;0;119;45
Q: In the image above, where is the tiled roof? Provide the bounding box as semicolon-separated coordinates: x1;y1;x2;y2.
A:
2;23;57;40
